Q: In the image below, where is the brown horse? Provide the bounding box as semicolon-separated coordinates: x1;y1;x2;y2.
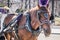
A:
3;5;51;40
28;5;51;36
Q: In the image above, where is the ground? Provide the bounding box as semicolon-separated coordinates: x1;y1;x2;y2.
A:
38;33;60;40
37;25;60;40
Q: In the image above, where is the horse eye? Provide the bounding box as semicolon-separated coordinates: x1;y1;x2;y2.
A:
43;13;48;19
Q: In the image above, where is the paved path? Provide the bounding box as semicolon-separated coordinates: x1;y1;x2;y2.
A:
38;26;60;40
38;33;60;40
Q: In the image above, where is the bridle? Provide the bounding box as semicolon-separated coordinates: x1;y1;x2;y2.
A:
37;7;50;26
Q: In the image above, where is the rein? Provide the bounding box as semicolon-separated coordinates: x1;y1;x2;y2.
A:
3;14;23;31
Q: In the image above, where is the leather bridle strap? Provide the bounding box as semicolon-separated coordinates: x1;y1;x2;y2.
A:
37;9;50;25
40;20;50;25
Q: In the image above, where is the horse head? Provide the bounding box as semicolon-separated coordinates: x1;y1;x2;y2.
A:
37;7;51;36
29;6;51;37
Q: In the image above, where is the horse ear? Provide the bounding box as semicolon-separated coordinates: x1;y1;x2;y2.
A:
47;4;49;8
38;5;41;9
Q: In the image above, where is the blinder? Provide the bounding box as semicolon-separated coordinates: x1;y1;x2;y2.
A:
37;7;50;25
43;13;48;19
37;10;48;19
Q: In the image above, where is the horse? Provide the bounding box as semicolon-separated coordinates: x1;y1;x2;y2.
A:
2;5;51;40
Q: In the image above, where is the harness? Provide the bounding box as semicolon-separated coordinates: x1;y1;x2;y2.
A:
2;7;50;39
25;13;32;32
3;14;23;32
2;14;23;40
25;12;42;36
